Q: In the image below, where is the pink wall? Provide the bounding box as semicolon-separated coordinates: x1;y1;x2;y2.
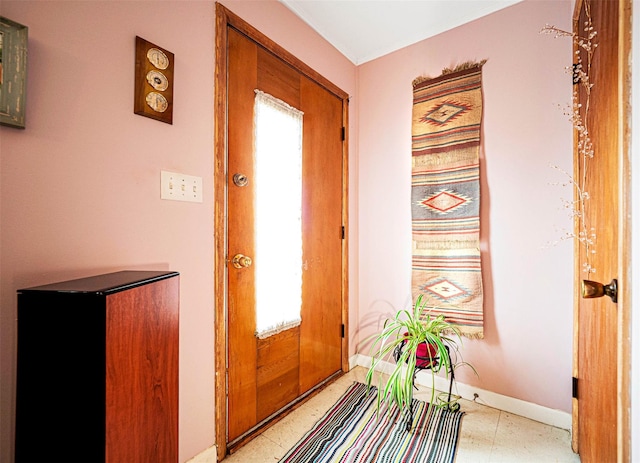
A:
0;1;356;461
357;0;574;412
0;0;574;460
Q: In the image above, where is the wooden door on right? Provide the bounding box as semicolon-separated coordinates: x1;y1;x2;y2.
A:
573;1;631;462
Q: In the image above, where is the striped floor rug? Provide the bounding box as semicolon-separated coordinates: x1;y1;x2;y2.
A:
279;382;464;463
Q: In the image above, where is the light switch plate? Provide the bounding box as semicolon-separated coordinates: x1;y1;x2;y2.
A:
161;170;203;203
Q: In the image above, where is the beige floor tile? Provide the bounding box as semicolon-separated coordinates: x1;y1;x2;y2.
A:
455;399;501;463
488;412;580;463
261;401;326;451
222;434;283;463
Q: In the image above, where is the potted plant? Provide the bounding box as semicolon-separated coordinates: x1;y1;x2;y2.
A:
364;294;472;426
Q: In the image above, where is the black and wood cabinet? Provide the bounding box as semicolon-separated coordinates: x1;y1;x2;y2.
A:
15;270;179;463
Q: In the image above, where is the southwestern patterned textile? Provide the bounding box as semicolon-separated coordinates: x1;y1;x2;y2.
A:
279;382;464;463
411;62;486;339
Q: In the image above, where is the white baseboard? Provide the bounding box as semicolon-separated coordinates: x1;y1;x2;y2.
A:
350;353;572;431
186;444;217;463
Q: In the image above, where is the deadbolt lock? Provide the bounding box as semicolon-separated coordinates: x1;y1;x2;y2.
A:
233;173;249;187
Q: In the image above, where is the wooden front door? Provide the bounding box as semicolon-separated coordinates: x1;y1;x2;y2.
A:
573;1;631;461
214;5;349;459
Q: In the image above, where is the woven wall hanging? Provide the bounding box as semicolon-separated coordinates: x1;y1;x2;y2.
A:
411;61;486;339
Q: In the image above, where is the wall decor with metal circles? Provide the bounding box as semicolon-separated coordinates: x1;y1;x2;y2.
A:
134;36;174;124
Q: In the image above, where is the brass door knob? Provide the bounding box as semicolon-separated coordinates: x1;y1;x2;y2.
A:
581;279;618;303
232;254;252;269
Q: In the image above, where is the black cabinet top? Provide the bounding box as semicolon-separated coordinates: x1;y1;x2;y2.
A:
18;270;179;295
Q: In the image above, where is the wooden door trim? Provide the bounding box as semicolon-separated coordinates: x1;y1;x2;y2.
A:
571;0;632;460
214;3;349;460
617;2;631;461
571;4;586;453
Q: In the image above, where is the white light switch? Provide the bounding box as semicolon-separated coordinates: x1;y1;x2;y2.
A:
161;170;203;203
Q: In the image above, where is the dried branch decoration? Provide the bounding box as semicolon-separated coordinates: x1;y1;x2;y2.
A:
541;2;598;274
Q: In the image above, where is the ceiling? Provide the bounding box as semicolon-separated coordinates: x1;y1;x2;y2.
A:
279;0;523;65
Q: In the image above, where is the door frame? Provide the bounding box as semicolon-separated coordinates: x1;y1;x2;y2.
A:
571;0;632;460
213;3;350;459
617;3;632;461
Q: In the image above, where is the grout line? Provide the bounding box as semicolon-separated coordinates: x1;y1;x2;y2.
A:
489;410;502;461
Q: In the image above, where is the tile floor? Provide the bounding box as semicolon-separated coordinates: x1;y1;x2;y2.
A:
219;367;581;462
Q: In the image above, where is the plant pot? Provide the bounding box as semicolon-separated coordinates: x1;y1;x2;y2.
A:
415;341;439;369
394;333;439;369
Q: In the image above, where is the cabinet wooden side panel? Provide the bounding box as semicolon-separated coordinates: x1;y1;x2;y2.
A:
105;276;179;463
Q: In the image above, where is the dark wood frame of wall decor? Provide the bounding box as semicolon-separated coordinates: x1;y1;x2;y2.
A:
133;36;174;124
0;16;28;128
213;3;350;460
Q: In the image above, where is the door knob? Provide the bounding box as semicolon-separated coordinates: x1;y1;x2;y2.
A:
232;254;252;269
581;279;618;303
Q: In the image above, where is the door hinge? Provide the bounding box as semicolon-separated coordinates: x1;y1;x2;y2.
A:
341;226;345;239
341;324;345;338
341;127;346;141
572;376;578;399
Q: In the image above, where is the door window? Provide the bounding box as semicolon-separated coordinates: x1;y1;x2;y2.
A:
254;90;304;339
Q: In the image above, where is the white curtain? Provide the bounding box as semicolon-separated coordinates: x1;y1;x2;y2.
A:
253;90;304;339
